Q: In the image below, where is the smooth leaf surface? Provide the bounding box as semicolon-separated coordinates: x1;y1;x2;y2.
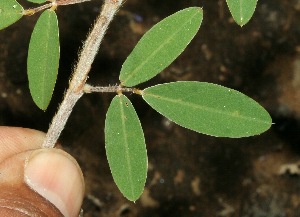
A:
27;0;47;3
27;10;59;110
142;82;272;138
226;0;257;26
105;95;147;201
119;7;203;87
0;0;23;30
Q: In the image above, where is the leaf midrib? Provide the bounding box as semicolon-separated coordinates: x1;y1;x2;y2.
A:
119;96;135;198
239;0;244;22
144;92;270;125
40;11;53;106
121;10;199;86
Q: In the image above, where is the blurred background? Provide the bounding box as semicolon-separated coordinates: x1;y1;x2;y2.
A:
1;0;300;216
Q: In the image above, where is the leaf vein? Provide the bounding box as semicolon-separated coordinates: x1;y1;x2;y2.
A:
122;11;199;85
145;93;269;124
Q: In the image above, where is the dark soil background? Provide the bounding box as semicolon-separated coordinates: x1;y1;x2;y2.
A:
1;0;300;216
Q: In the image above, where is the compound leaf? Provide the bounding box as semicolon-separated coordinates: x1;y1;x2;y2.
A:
27;10;59;110
105;95;147;201
142;82;272;138
27;0;47;4
226;0;257;26
119;7;203;87
0;0;23;30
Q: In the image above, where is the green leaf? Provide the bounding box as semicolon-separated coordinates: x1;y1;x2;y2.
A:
226;0;257;26
27;0;47;4
142;82;272;138
0;0;23;30
119;7;203;87
105;95;147;201
27;10;60;110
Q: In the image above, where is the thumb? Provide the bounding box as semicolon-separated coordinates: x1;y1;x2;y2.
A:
0;148;84;217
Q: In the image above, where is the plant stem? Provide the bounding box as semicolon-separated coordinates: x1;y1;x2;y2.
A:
83;84;142;94
42;0;124;148
56;0;94;6
23;0;94;16
23;3;52;15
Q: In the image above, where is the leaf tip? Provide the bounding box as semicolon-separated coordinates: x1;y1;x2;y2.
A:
33;97;49;111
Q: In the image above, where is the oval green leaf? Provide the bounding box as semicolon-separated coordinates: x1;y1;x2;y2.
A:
0;0;23;30
119;7;203;87
142;82;272;138
27;0;47;4
105;95;147;201
226;0;257;26
27;10;60;110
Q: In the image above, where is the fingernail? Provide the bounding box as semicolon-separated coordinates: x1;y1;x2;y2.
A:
24;149;84;217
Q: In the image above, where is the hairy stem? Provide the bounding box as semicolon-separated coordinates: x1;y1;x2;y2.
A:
83;84;142;94
23;3;52;15
56;0;94;6
23;0;94;16
42;0;124;148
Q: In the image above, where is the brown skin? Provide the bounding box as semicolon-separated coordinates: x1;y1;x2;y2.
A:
0;127;84;217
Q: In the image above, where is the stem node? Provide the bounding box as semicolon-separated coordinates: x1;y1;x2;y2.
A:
42;0;124;148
